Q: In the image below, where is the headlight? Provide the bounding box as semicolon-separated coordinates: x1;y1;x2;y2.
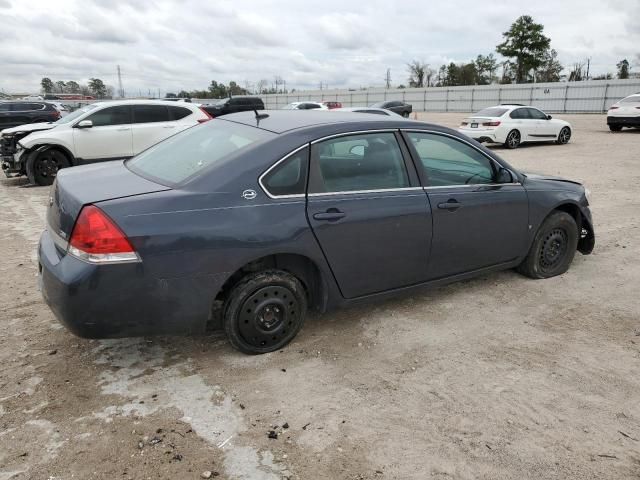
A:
584;187;592;204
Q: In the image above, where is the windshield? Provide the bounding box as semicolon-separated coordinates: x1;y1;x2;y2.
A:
126;119;275;186
474;107;508;117
55;104;98;124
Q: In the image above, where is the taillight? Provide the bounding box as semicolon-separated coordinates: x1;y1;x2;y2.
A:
198;107;213;122
609;106;619;110
52;110;61;120
68;205;139;263
482;121;501;127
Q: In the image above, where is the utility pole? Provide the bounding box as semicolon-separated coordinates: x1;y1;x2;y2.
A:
586;57;591;80
385;69;391;89
117;65;124;98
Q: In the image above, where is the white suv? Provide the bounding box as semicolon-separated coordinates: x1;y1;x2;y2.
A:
1;100;211;185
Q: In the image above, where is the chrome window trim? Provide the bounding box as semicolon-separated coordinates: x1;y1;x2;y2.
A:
310;129;399;144
258;144;308;200
423;182;522;191
308;187;424;197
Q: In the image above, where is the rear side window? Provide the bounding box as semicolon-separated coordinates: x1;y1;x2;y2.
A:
133;105;170;123
310;132;409;193
126;120;274;185
261;147;308;197
86;106;131;126
509;108;528;119
170;106;192;120
620;96;640;103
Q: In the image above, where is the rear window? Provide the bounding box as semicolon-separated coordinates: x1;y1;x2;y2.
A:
126;120;274;185
620;96;640;103
474;107;508;117
170;106;192;120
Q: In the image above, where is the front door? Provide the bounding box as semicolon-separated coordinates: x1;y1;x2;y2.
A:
306;131;432;299
73;105;133;160
404;131;529;279
528;107;557;138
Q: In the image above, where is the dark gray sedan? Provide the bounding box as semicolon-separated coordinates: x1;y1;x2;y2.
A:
39;111;594;354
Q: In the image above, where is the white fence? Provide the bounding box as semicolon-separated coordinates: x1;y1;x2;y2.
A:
209;79;639;114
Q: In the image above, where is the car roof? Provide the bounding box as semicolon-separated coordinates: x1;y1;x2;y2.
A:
220;109;414;134
90;99;199;108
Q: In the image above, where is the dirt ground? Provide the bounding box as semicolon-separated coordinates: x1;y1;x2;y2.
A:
0;113;639;480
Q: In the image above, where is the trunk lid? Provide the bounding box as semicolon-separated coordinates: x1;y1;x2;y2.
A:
462;116;496;127
47;160;170;242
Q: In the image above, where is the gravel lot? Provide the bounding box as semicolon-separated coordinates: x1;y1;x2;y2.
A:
0;113;639;480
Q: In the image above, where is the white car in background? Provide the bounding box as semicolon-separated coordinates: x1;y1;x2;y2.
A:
1;99;211;185
282;101;328;110
458;104;572;149
606;94;640;131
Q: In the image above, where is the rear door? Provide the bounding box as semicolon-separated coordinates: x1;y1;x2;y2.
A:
508;107;537;140
131;104;174;153
73;105;133;160
404;130;528;279
306;130;432;298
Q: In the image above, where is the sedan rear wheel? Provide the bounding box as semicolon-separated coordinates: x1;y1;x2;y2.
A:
504;129;521;149
557;127;571;144
517;211;578;279
223;270;307;354
402;111;410;118
609;125;622;132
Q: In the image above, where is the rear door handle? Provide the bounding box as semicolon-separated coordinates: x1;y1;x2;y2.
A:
437;200;462;211
116;127;129;131
313;210;346;221
163;125;176;128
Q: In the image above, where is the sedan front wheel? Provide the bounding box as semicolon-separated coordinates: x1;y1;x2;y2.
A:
557;127;571;144
223;270;307;354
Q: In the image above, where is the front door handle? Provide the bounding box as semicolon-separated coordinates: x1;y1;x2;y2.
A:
116;127;129;131
313;209;346;221
437;200;462;211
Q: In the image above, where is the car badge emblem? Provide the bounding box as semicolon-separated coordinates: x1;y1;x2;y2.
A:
242;189;257;200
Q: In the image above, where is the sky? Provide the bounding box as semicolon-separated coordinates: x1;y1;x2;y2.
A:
0;0;638;96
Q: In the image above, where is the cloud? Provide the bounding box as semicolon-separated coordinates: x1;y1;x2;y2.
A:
0;0;638;95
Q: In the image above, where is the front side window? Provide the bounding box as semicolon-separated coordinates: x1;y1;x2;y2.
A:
407;132;495;187
126;119;274;185
527;108;547;120
310;132;409;193
133;105;170;123
261;147;308;197
86;106;131;127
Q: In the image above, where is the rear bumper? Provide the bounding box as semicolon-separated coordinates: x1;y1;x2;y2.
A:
38;230;224;338
457;128;500;143
607;116;640;127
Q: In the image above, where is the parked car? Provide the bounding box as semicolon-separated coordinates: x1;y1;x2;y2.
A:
0;101;61;130
1;100;211;185
606;94;640;131
48;102;71;118
370;100;412;117
39;110;594;354
458;105;572;149
282;102;327;110
333;107;402;116
201;96;264;117
321;101;342;109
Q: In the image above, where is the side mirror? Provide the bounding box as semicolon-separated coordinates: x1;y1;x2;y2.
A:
75;120;93;129
546;114;552;120
497;167;513;184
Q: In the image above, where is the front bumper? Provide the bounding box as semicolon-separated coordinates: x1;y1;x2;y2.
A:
38;230;222;338
607;116;640;127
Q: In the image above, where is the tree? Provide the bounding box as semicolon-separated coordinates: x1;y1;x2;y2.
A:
165;92;177;98
41;77;54;93
569;61;585;82
593;73;613;80
496;15;551;83
208;80;228;98
66;81;80;93
475;54;498;84
537;49;563;82
256;79;269;94
177;90;190;98
617;59;630;79
228;81;247;96
407;60;428;87
88;78;107;98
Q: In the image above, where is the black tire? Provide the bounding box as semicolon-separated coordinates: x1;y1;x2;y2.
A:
26;148;71;186
556;127;571;144
223;270;307;354
402;111;410;118
504;129;521;149
517;211;578;279
609;124;622;132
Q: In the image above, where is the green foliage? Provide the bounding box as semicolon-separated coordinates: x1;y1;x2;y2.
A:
537;49;563;82
617;59;630;79
475;54;498;85
88;78;107;98
40;77;53;93
496;15;551;83
66;81;80;93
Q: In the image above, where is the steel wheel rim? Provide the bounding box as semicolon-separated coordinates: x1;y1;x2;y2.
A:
508;131;520;147
238;285;299;349
559;128;571;144
35;152;64;180
539;228;568;272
